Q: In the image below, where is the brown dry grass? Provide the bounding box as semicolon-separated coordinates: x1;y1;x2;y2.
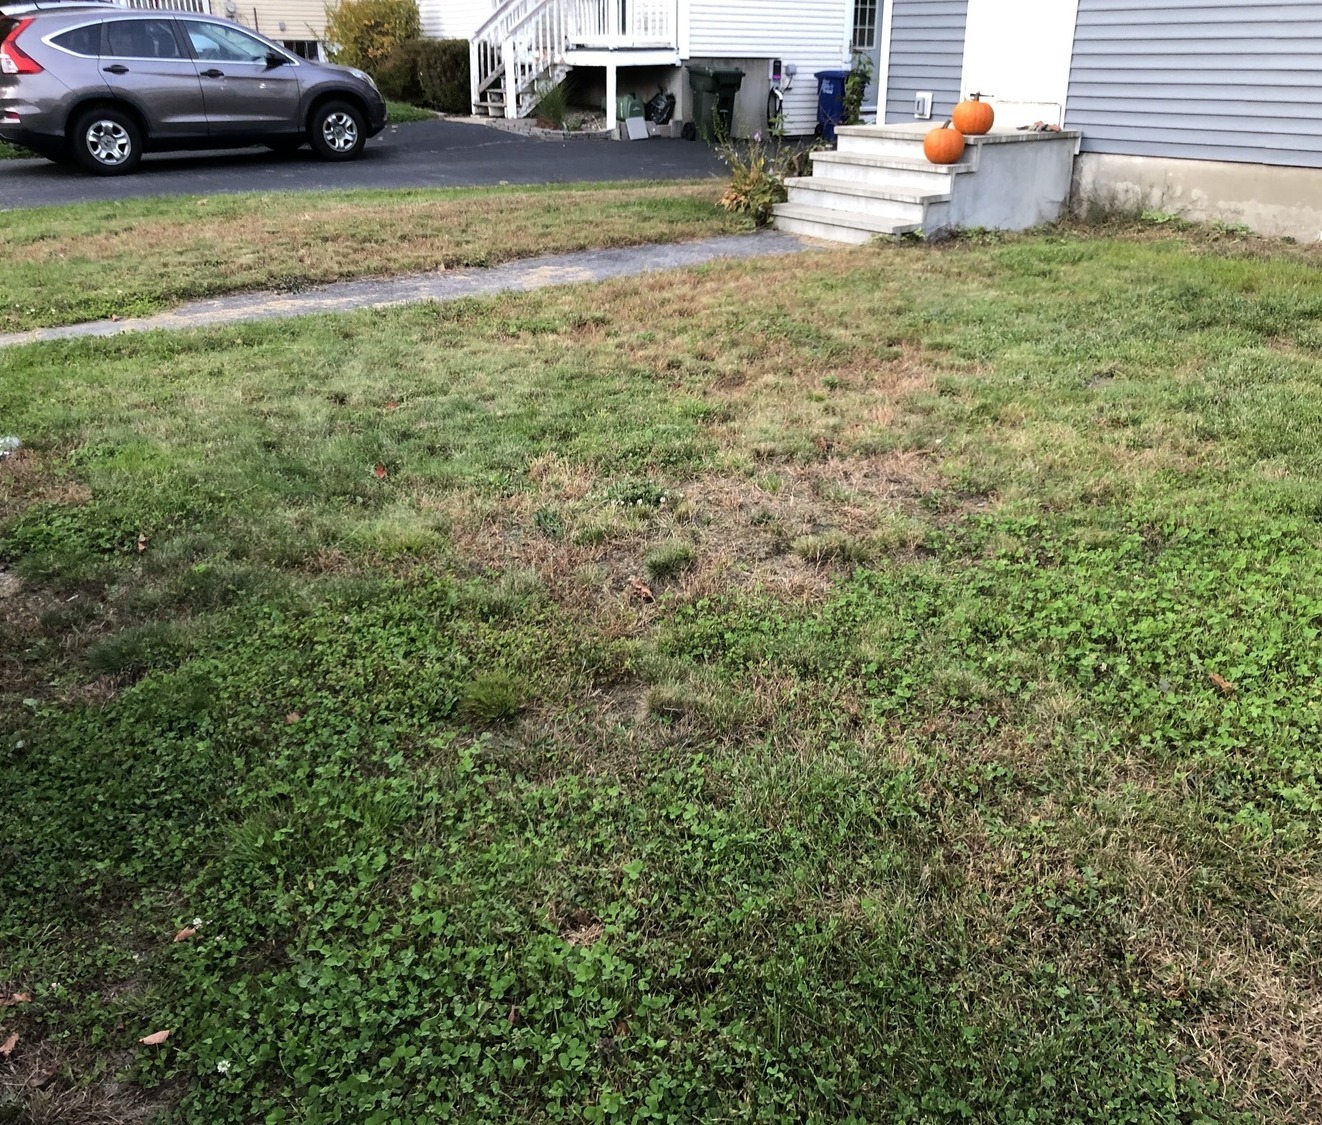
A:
0;450;91;523
2;183;743;332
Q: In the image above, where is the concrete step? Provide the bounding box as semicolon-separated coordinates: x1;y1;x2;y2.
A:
809;149;971;190
784;177;942;221
833;126;933;160
772;202;920;244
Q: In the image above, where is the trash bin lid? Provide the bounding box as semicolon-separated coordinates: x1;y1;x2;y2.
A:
814;69;848;80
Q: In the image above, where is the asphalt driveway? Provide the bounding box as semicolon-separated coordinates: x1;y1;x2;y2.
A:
0;117;727;208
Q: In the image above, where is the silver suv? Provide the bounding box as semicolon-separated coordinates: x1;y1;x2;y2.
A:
0;3;386;173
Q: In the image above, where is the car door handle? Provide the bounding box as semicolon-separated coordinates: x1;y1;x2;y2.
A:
103;64;129;74
200;68;225;78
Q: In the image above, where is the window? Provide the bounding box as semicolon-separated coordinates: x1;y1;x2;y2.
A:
852;0;878;51
182;20;270;63
280;39;318;61
104;18;181;59
51;23;101;57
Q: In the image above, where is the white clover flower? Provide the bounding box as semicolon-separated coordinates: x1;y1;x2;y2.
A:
191;917;203;928
216;1060;231;1075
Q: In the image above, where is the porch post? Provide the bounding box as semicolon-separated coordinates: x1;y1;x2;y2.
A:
501;38;518;119
605;62;618;136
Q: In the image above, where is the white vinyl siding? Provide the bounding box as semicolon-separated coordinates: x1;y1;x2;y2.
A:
418;0;493;40
688;0;849;135
230;0;327;43
1066;0;1322;168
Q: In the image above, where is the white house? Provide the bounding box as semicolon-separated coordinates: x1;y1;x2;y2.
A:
775;0;1321;242
418;0;859;137
870;0;1322;240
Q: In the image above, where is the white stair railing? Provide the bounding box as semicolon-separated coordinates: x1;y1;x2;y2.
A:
471;0;566;118
471;0;676;118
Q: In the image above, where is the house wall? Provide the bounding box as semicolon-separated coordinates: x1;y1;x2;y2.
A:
418;0;493;41
1066;0;1322;168
883;0;967;123
686;0;850;135
227;0;327;46
1073;152;1322;240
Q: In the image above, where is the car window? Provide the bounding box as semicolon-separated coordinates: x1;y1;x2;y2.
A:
183;21;270;64
51;22;100;57
104;18;181;59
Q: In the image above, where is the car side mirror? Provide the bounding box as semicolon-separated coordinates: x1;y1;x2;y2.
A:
265;51;287;68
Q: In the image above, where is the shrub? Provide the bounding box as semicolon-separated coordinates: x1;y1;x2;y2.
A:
717;134;792;227
843;51;873;126
324;0;420;72
373;40;424;103
532;79;570;129
376;38;471;113
415;38;470;112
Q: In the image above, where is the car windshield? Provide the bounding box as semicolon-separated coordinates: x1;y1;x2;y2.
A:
184;20;270;64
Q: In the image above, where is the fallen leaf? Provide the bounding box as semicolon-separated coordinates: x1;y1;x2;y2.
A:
1209;672;1236;695
0;993;31;1007
136;534;149;553
284;711;301;724
385;401;398;411
0;1032;17;1057
138;1029;171;1046
627;576;654;602
507;1005;518;1025
26;1068;56;1089
373;463;387;479
173;926;197;943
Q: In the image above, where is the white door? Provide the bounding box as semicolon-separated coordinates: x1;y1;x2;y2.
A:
959;0;1080;128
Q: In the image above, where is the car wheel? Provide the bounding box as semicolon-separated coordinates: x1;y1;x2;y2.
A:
308;100;365;161
69;106;142;175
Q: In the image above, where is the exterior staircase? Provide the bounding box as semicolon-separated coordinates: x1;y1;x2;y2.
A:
470;0;678;119
470;0;571;119
774;122;1082;243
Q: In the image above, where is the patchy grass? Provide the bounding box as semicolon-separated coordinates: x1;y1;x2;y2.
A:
385;101;437;124
3;225;1322;1121
0;138;35;160
0;180;743;333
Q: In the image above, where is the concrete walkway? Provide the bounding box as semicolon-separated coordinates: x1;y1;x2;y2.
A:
0;232;813;349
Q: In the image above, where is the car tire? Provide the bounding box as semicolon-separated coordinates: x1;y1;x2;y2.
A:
69;106;143;176
308;100;366;161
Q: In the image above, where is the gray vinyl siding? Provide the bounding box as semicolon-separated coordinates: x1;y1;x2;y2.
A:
1066;0;1322;168
884;0;968;123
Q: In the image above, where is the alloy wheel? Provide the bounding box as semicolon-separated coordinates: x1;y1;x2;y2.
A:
321;112;359;153
85;119;131;166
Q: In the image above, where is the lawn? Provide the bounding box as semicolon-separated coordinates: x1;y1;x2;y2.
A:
1;181;743;334
2;221;1322;1122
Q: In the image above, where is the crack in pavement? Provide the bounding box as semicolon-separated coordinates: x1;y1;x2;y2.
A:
0;231;816;349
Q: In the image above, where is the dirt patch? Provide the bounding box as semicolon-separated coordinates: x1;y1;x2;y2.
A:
0;449;91;522
560;916;605;949
0;1039;165;1125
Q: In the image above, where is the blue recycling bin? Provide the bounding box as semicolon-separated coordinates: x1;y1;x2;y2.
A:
815;69;848;141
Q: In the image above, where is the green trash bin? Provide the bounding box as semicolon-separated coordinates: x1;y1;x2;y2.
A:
686;64;745;141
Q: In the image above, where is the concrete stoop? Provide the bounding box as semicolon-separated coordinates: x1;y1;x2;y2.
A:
773;122;1082;243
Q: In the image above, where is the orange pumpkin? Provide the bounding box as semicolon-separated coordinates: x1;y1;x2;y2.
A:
952;92;994;135
923;122;965;165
